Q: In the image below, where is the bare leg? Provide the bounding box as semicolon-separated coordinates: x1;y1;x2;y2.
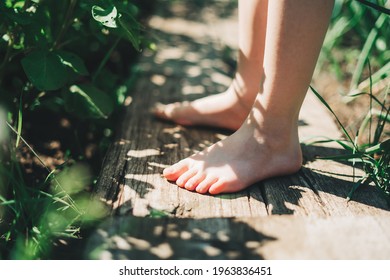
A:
163;0;334;194
153;0;267;131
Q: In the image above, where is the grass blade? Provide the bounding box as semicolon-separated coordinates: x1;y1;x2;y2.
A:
15;95;23;147
347;175;369;202
310;85;356;146
355;0;390;15
350;13;387;91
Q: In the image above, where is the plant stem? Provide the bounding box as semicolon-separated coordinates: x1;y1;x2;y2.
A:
52;0;78;50
0;32;13;87
92;37;121;83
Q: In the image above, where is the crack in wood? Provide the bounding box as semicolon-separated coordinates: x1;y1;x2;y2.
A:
299;168;328;213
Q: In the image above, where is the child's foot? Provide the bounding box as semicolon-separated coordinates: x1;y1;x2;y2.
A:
162;110;303;194
153;84;254;131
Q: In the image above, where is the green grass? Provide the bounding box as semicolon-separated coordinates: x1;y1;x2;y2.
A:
309;83;389;202
309;0;389;201
0;122;107;259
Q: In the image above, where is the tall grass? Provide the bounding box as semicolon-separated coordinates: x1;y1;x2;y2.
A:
317;0;389;95
310;84;389;201
310;0;389;201
0;122;107;259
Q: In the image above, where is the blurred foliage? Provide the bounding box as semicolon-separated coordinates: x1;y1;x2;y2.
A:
0;0;148;259
0;0;144;120
313;0;389;202
318;0;389;95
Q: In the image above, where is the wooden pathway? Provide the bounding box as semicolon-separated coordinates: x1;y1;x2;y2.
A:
85;1;390;259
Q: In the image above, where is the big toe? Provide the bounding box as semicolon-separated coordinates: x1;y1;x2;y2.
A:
152;103;172;120
163;160;189;181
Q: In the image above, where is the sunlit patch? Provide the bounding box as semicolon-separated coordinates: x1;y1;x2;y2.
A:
183;52;200;62
214;133;228;140
117;139;131;145
180;231;192;240
164;143;178;149
182;85;205;95
163;126;183;134
126;236;151;250
155;47;184;63
217;230;230;242
124;96;133;106
148;162;170;169
167;229;179;238
203;245;222;257
193;228;211;239
200;59;213;68
150;242;173;259
153;225;164;236
150;74;166;86
127;148;161;158
112;235;131;250
185;65;202;77
211;72;231;86
245;240;261;249
99;250;113;260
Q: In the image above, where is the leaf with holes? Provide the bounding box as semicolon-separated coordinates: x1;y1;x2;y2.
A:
91;5;118;28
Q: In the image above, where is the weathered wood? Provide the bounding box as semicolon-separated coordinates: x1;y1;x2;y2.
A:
86;215;390;260
96;71;268;218
87;0;390;259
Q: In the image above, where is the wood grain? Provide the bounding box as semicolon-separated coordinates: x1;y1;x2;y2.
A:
87;0;390;260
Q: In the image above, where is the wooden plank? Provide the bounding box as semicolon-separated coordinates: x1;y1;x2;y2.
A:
95;70;268;218
94;2;390;219
85;215;390;260
87;0;390;261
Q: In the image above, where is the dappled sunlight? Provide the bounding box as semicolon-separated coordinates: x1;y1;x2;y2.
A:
155;47;185;62
210;72;231;87
150;74;167;86
127;148;161;158
86;216;276;260
184;65;202;77
181;85;205;95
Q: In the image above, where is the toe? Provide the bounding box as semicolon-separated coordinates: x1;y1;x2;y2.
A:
184;173;206;191
152;103;171;120
195;177;218;194
176;169;198;188
163;160;189;181
153;102;182;120
208;180;228;195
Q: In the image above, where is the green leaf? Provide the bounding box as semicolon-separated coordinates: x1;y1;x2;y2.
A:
56;51;89;76
21;50;68;91
117;13;141;50
91;5;118;28
66;84;114;119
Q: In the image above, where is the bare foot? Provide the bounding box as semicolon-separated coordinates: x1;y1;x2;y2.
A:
153;84;254;131
162;110;303;195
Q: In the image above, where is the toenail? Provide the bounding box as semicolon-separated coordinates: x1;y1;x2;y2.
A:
164;167;174;175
